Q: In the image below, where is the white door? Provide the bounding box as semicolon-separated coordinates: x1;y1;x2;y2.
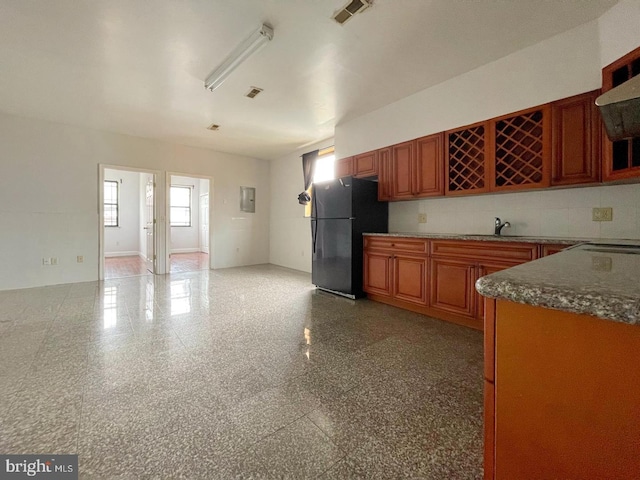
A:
144;175;155;273
199;193;209;254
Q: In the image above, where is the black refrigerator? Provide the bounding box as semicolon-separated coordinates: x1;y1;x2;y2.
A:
311;176;388;298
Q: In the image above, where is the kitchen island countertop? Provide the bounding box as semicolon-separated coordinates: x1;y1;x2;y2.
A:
475;243;640;326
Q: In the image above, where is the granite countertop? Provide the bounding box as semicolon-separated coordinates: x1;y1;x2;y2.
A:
476;243;640;326
363;232;586;245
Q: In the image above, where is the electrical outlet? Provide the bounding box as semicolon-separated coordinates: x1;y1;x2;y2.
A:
592;207;613;222
50;257;58;266
42;258;51;266
418;213;427;224
77;256;84;263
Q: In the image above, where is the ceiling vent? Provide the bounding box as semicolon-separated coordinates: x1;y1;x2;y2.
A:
333;0;371;25
245;87;263;99
207;123;220;131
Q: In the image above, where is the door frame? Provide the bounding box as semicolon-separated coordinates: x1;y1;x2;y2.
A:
98;164;165;280
199;193;210;254
166;172;214;271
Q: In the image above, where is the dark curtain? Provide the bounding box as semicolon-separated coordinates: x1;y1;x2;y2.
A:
297;149;318;205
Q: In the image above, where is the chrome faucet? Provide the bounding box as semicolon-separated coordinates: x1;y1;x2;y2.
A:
494;217;511;235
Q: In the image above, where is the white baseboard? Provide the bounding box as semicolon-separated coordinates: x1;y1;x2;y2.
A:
170;248;201;254
105;251;140;258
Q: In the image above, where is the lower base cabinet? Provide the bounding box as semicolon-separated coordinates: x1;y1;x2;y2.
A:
484;299;640;479
429;258;476;318
363;249;427;306
364;236;542;331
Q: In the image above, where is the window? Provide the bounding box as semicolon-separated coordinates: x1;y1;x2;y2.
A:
170;185;192;227
104;180;119;227
313;151;336;183
304;147;335;217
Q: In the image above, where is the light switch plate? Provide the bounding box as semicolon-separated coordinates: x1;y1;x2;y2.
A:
418;213;427;224
592;207;613;222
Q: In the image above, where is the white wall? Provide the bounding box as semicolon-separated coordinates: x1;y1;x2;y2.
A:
0;112;270;290
103;169;141;256
334;20;602;159
170;175;200;253
390;184;640;240
332;2;640;241
269;138;334;273
598;0;640;67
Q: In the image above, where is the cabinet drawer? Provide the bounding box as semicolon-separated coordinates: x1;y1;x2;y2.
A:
364;236;428;254
540;243;574;257
430;240;537;263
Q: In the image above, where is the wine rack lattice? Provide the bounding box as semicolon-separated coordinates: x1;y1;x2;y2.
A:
495;110;544;187
448;125;485;191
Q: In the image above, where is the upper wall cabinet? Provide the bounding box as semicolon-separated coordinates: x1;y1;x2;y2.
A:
551;90;601;186
378;147;392;201
415;133;445;196
389;133;445;200
335;156;353;178
489;104;551;192
602;45;640;182
354;150;379;178
446;121;491;196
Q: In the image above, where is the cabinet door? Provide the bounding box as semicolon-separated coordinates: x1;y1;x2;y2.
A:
363;251;392;297
602;45;640;182
393;254;427;306
446;121;490;195
551;90;600;186
354;150;379;178
391;140;415;199
490;105;551;192
430;258;476;318
335;157;353;178
377;147;392;201
415;133;445;197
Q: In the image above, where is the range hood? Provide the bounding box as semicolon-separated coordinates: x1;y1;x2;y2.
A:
596;75;640;141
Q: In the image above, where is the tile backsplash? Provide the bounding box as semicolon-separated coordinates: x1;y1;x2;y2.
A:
388;183;640;239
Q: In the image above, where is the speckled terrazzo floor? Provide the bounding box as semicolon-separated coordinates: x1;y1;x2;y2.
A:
0;265;483;479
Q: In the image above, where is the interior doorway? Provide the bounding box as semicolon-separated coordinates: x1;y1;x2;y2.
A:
168;174;212;274
100;167;157;280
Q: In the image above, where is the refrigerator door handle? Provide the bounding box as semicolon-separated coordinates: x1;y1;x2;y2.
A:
312;220;318;254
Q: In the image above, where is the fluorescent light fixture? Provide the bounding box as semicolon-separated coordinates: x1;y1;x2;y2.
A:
204;24;274;92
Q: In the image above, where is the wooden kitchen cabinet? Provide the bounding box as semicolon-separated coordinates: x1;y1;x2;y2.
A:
354;150;378;178
335;157;353;178
415;133;445;196
391;140;415;199
389;133;444;200
363;236;428;306
363;250;392;297
540;243;574;257
446;121;491;195
490;104;552;192
393;254;428;305
429;257;476;319
364;236;546;332
377;147;392;201
602;45;640;182
429;240;538;329
551;90;601;186
484;299;640;479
